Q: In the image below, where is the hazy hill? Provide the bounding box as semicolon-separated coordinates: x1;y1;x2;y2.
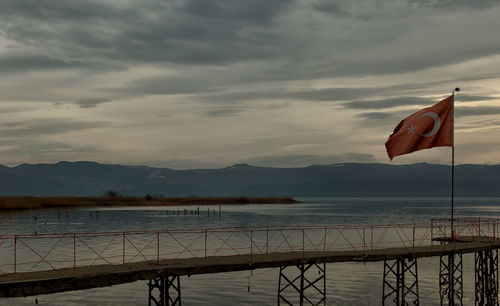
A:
0;161;498;197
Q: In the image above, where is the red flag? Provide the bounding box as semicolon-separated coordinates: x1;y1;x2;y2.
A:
385;95;453;160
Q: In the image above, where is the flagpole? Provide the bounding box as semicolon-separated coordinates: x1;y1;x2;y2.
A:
451;87;460;241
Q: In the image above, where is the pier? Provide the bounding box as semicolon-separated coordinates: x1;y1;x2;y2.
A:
1;218;499;305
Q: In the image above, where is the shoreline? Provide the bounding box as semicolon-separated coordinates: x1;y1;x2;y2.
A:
0;196;300;212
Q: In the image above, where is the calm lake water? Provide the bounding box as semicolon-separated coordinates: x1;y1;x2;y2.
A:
1;197;499;305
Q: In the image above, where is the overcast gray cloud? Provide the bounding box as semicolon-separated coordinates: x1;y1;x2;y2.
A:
1;0;500;167
357;112;397;121
120;75;223;96
408;0;499;10
76;98;112;108
1;0;499;79
0;119;108;138
360;105;500;120
345;97;433;110
454;95;499;102
456;106;500;118
344;95;499;110
203;107;247;118
0;54;85;73
0;0;293;66
198;85;431;105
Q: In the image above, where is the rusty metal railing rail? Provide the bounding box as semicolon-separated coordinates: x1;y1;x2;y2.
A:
0;218;497;277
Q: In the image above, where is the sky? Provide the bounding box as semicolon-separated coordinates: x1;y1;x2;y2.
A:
0;0;499;169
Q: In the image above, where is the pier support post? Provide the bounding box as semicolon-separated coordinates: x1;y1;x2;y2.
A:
277;262;326;306
382;257;419;305
148;273;181;306
439;252;463;306
475;249;498;306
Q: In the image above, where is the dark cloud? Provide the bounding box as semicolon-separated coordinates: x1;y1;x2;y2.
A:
408;0;500;10
312;1;347;16
0;0;293;67
290;87;383;102
456;106;500;118
0;140;73;153
0;54;84;73
0;0;116;20
360;105;500;120
203;107;246;118
356;112;399;128
120;76;221;95
455;95;499;102
0;106;31;114
357;105;500;130
0;0;499;83
183;0;291;25
343;95;498;110
357;112;396;120
197;90;283;103
459;118;500;129
199;77;500;105
0;119;108;138
198;85;420;104
0;140;100;164
76;98;111;108
344;97;432;110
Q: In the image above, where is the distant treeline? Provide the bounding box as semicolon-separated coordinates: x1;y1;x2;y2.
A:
0;196;299;211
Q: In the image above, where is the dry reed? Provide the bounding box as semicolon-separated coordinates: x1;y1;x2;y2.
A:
0;196;299;211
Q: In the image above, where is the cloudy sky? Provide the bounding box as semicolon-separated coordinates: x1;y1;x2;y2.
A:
0;0;499;169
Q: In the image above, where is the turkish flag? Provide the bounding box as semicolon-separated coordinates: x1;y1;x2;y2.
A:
385;95;453;160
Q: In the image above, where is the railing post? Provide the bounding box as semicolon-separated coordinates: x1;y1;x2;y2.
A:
431;220;434;246
250;230;253;262
412;224;415;255
204;229;208;258
122;232;125;264
478;218;481;239
13;235;17;273
363;227;366;254
324;226;327;252
73;234;76;277
370;225;373;250
157;232;160;265
266;226;269;254
493;220;497;242
302;228;305;259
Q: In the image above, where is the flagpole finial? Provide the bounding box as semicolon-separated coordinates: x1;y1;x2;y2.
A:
454;87;460;92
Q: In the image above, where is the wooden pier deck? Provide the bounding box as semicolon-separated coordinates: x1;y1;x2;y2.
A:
1;236;499;298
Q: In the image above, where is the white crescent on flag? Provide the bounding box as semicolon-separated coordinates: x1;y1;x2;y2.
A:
418;112;440;137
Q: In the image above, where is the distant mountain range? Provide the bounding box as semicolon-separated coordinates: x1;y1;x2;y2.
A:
0;161;498;197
